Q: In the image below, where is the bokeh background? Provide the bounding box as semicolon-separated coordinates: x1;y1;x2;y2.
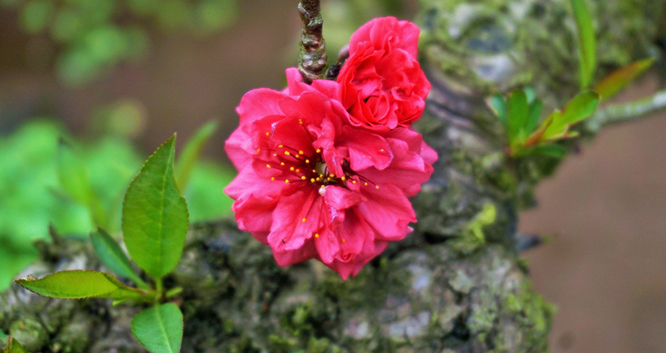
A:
0;0;664;352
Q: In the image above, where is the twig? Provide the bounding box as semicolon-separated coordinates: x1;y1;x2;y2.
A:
298;0;328;83
325;45;350;80
585;89;666;132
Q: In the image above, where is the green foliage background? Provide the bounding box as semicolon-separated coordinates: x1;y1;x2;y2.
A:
1;0;238;85
0;120;234;291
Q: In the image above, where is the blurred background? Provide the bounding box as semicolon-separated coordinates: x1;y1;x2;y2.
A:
0;0;664;352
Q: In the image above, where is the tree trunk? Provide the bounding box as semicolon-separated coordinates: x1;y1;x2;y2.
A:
2;0;664;352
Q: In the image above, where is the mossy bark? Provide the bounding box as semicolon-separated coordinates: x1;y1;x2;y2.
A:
2;0;665;352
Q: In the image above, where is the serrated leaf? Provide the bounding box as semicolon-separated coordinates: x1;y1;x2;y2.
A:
132;304;183;353
2;337;27;353
506;90;529;144
594;58;654;100
175;120;218;190
122;135;189;279
15;270;145;300
571;0;596;89
541;91;599;140
486;94;506;126
90;228;146;287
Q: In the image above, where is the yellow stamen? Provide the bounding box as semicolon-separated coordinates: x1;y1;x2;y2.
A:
278;144;284;148
342;238;346;243
305;159;310;163
266;164;271;168
352;180;357;184
256;149;261;152
285;180;290;184
271;177;275;181
301;176;306;180
364;182;368;186
290;167;294;171
299;150;304;155
315;233;320;238
302;218;306;223
375;185;379;189
330;174;335;178
316;149;321;153
265;132;269;136
310;178;315;183
280;162;285;166
285;151;290;156
341;176;346;181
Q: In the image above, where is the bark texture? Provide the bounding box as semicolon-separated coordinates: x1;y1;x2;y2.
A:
2;0;665;352
298;0;328;83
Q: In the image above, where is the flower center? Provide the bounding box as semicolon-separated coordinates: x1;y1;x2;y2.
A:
262;143;363;189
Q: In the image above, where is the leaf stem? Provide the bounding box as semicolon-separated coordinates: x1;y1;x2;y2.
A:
585;89;666;132
155;277;164;302
298;0;328;83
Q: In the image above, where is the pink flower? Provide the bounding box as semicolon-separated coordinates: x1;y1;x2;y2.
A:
337;17;431;132
225;69;436;279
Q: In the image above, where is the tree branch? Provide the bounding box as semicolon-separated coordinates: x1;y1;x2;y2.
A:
298;0;328;83
585;89;666;132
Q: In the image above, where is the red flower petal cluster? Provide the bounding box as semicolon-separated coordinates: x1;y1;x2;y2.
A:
225;17;435;279
338;17;431;132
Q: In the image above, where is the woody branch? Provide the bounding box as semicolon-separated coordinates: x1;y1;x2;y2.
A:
298;0;328;83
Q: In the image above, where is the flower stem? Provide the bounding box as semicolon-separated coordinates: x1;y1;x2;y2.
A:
585;89;666;132
298;0;328;83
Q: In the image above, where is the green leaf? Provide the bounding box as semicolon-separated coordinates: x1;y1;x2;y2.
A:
523;87;536;105
541;91;600;140
122;135;189;279
132;304;183;353
526;99;543;135
486;94;506;126
530;144;567;158
15;270;145;300
90;228;146;287
56;138;91;205
571;0;596;89
594;58;654;100
56;139;108;228
2;337;27;353
506;90;529;144
175;121;218;190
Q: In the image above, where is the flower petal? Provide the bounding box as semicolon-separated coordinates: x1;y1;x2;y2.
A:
236;88;287;127
338;126;393;171
356;183;416;241
268;188;323;253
